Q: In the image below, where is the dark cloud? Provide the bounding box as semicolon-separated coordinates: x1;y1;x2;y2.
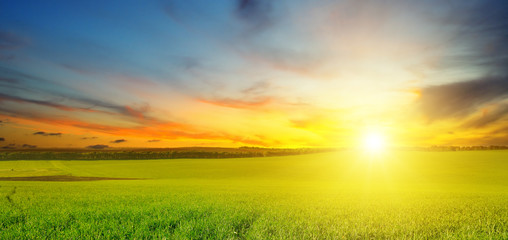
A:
60;63;94;75
0;31;29;62
86;144;109;150
0;77;19;84
0;119;9;126
0;31;29;50
0;92;76;111
419;77;508;121
147;139;160;142
0;92;117;114
162;1;184;23
111;139;126;143
21;144;37;149
0;66;153;122
177;56;201;71
236;0;274;32
461;1;508;65
81;137;98;140
33;131;62;136
0;137;4;141
2;144;16;149
431;1;508;76
0;54;15;61
417;1;508;129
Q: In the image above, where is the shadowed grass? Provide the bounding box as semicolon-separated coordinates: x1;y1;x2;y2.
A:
0;175;141;181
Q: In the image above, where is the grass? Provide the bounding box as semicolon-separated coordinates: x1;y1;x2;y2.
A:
1;150;508;239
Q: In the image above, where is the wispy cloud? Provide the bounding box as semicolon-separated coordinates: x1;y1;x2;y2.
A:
0;92;106;113
463;103;508;128
198;80;279;109
111;139;126;144
0;66;157;123
0;31;29;61
199;96;272;109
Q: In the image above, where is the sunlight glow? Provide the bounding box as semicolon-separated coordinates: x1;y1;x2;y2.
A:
363;132;386;154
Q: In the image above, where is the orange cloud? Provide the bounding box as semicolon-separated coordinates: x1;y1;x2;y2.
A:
1;113;271;146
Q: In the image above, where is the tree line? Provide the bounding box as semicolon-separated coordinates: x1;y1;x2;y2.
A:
0;147;337;160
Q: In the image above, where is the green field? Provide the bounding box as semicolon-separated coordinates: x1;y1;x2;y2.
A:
1;151;508;239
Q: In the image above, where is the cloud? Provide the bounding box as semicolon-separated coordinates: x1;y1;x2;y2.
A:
0;119;9;126
162;1;184;23
3;112;273;146
290;118;318;129
236;46;331;79
236;0;274;33
110;139;126;143
147;139;160;142
0;66;155;122
2;143;15;149
0;31;29;62
33;131;62;136
81;137;98;140
0;137;4;141
449;1;508;74
419;76;508;121
419;1;508;82
21;144;37;149
199;96;272;109
86;144;109;150
0;86;153;122
0;77;19;84
463;104;508;128
0;92;110;113
241;81;271;95
0;31;29;50
0;93;76;111
60;63;95;75
415;1;508;129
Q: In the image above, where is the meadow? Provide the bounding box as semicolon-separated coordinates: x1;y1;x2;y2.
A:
1;150;508;239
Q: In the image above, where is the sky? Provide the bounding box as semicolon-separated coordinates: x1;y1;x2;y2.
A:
0;0;508;149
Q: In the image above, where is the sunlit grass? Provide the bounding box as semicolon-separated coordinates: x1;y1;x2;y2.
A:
1;151;508;238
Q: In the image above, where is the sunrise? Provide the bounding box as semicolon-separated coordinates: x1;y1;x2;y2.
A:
1;0;508;239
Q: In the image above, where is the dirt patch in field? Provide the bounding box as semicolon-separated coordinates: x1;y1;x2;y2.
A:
0;175;142;181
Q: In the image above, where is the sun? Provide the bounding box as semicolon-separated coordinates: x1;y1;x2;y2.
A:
362;132;386;153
